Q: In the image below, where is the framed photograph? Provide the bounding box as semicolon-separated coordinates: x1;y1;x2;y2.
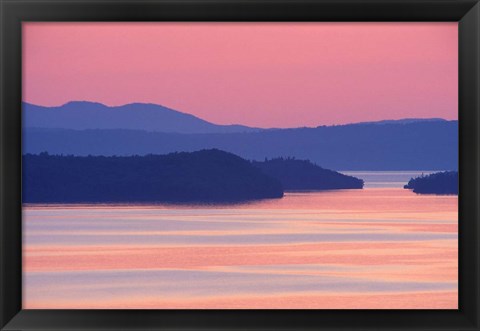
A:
1;0;479;330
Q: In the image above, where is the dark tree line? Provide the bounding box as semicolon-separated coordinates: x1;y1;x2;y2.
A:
252;157;364;190
404;171;458;195
23;150;366;204
23;149;284;203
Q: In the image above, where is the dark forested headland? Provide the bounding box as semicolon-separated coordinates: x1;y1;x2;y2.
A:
252;157;363;190
23;149;365;204
23;149;283;203
404;171;458;195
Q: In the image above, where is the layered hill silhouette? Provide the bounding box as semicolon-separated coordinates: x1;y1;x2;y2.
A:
23;101;258;134
253;157;363;190
358;118;448;125
24;120;458;170
22;149;283;203
22;150;365;203
404;171;458;195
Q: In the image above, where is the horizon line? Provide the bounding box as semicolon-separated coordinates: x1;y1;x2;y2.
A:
23;100;454;129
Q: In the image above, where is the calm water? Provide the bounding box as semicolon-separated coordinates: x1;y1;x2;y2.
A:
341;171;436;188
23;172;457;309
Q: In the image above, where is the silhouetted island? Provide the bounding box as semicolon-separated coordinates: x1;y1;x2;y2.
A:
22;149;284;203
252;157;364;190
404;171;458;195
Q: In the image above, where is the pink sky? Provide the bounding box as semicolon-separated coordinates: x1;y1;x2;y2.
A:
23;22;458;128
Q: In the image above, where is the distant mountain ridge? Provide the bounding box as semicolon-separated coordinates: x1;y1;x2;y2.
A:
356;118;447;125
24;101;448;134
23;101;259;134
24;120;458;171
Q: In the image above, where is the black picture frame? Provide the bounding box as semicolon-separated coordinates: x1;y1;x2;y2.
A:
1;0;479;330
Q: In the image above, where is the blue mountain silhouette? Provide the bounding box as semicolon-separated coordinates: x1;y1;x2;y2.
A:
23;101;258;134
23;101;457;170
23;121;458;171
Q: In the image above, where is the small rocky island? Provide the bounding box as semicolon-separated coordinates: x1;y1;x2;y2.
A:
253;157;363;190
404;171;458;195
23;149;364;203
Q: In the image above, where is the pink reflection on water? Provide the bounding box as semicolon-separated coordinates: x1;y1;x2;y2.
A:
23;188;458;309
26;291;457;309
